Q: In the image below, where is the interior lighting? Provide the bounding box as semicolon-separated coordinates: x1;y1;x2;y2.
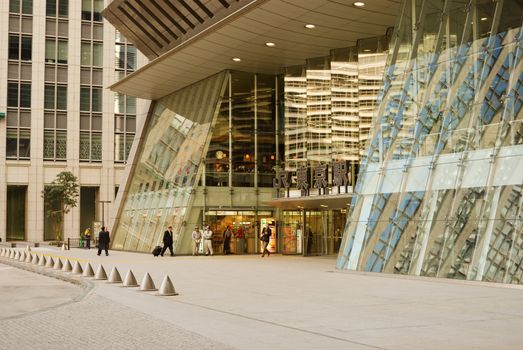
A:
304;24;316;29
480;17;488;21
353;2;365;7
232;57;241;62
363;49;371;52
265;42;276;47
320;204;328;208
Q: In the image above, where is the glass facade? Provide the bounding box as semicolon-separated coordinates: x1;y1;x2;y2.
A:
112;72;228;252
205;71;281;188
337;0;523;284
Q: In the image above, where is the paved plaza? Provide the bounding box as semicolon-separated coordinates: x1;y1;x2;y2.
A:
2;247;523;349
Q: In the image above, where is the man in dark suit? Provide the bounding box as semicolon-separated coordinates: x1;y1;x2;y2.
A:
97;226;110;256
161;225;175;257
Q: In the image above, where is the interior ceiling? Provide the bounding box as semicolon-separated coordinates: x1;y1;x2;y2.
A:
108;0;399;100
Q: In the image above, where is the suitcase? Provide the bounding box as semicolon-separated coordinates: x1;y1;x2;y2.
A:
152;245;162;257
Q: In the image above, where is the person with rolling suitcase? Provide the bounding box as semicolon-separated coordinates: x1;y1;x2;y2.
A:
161;225;175;257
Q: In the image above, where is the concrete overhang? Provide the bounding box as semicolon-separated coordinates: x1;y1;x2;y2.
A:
107;0;399;100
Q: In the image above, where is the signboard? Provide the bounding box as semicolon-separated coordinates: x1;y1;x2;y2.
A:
273;160;352;198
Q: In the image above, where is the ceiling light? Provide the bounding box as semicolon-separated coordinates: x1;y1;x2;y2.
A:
353;2;365;7
265;42;276;47
363;49;371;52
320;204;328;208
304;24;316;29
480;17;487;21
232;57;241;62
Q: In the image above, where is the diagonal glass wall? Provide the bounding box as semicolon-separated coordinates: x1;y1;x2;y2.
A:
112;72;228;252
337;0;523;284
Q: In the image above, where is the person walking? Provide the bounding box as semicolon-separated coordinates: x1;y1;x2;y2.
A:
260;224;271;257
161;225;175;257
191;226;202;256
97;226;110;256
203;225;214;256
84;228;91;249
223;225;232;255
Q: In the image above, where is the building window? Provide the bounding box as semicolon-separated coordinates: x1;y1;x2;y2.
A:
80;86;102;112
114;93;136;162
7;82;31;108
81;42;102;67
46;0;68;18
45;39;67;64
44;85;67;110
82;0;103;22
6;127;30;160
10;0;33;15
8;34;32;61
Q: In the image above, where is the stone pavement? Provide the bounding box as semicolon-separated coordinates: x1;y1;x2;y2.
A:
2;247;523;349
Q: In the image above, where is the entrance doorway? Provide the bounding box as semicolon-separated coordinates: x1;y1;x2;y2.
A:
280;209;346;256
7;186;26;241
205;210;273;254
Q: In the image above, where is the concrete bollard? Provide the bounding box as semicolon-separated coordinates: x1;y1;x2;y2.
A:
25;252;32;263
31;254;39;265
82;263;95;277
14;251;20;260
0;248;4;257
45;256;55;268
94;265;108;280
26;245;31;252
138;273;157;292
123;270;139;287
72;261;83;274
157;275;178;296
19;251;26;262
38;256;47;267
107;267;122;283
53;258;63;270
10;250;16;259
61;243;66;251
62;259;72;272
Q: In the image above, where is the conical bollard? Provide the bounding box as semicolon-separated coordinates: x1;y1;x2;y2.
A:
138;273;157;291
82;263;95;277
94;265;108;280
45;256;54;268
0;248;4;257
19;251;26;262
38;256;46;267
26;245;31;252
25;252;32;263
107;267;122;283
10;250;16;259
72;261;83;274
53;258;63;270
157;275;178;296
14;251;20;260
62;259;72;272
61;243;66;251
123;270;139;287
31;254;39;265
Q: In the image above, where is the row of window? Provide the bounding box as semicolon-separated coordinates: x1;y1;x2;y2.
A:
10;0;102;21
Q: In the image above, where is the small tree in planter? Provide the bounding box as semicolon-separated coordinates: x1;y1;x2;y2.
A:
42;171;79;243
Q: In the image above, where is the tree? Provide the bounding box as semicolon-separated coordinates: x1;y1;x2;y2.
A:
41;171;79;242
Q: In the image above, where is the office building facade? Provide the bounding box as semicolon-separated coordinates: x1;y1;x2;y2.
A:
0;0;149;242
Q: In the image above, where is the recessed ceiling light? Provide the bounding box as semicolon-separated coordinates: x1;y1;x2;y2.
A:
480;17;487;21
363;49;371;52
232;57;241;62
353;2;365;7
265;42;276;47
304;24;316;29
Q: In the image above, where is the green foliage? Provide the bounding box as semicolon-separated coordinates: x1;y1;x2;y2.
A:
41;171;79;241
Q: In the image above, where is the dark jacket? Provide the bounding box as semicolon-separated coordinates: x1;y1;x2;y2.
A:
163;230;173;245
261;228;271;242
98;231;110;247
